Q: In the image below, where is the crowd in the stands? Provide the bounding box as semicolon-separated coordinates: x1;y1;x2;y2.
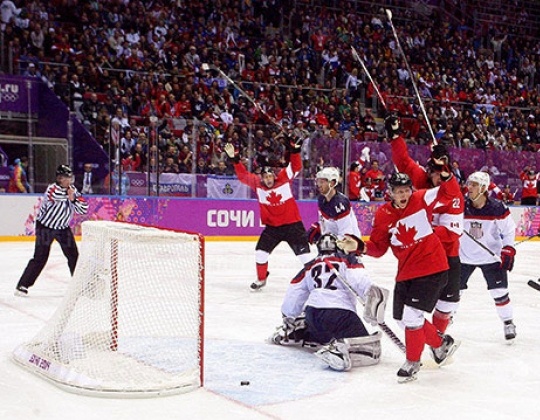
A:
1;0;539;185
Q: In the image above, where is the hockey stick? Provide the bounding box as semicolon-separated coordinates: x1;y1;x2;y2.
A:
514;229;540;247
323;259;406;353
527;279;540;292
350;46;387;110
385;9;438;146
204;63;285;133
462;230;502;263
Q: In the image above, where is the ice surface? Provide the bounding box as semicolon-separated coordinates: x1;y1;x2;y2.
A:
1;240;539;420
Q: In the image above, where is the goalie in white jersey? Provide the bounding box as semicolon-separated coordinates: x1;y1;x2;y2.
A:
459;171;517;341
270;234;389;371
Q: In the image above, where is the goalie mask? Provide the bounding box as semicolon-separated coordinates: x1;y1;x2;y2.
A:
317;234;338;255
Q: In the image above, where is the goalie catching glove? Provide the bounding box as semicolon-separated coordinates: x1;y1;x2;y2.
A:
500;245;516;271
224;143;240;163
336;234;365;255
363;285;389;326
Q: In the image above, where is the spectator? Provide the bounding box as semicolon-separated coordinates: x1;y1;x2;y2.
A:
519;167;539;205
162;156;180;174
347;161;362;201
211;159;233;176
364;160;385;200
451;160;466;186
76;162;99;194
8;157;30;193
80;93;103;132
496;184;515;205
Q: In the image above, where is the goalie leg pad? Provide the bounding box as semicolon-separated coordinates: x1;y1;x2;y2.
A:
363;285;389;326
348;331;382;367
315;339;352;371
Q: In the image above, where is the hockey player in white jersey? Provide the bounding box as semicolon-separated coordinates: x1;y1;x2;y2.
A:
270;234;389;371
459;171;517;341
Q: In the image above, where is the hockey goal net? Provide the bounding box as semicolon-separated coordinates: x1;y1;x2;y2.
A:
13;221;204;397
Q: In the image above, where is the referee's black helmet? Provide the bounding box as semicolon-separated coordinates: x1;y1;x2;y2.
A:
56;165;73;177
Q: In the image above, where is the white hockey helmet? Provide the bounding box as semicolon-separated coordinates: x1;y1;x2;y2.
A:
316;166;341;185
467;171;490;192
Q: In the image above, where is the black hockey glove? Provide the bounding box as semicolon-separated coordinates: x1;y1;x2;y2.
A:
384;115;401;139
426;158;451;177
439;164;452;181
431;144;450;164
285;133;304;154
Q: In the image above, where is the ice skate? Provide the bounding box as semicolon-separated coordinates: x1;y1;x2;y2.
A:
315;340;351;372
14;286;28;297
397;360;421;383
430;334;460;366
504;321;516;343
250;278;267;291
250;271;269;291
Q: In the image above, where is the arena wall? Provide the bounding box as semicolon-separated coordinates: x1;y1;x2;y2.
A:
0;195;538;241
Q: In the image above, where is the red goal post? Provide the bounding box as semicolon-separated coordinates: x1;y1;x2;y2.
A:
12;221;205;398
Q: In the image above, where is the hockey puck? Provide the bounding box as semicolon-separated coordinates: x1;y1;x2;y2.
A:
240;381;250;386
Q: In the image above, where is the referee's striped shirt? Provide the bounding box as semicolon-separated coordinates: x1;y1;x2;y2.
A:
37;183;88;229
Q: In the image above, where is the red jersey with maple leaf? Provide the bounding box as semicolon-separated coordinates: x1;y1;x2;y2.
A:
365;182;460;282
233;153;303;227
391;135;463;257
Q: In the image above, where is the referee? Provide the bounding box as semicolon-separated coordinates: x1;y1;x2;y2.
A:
15;165;88;296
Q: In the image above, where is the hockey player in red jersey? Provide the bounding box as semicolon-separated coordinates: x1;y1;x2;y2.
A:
364;172;460;382
385;115;463;336
224;135;312;291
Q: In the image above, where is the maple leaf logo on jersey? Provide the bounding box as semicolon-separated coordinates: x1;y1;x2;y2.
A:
395;222;417;245
267;190;283;205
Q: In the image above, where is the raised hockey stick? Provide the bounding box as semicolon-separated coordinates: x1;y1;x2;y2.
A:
385;9;438;146
323;259;406;353
463;230;502;263
350;46;387;110
204;63;285;133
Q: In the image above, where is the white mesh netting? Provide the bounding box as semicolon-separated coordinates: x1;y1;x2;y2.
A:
13;221;204;397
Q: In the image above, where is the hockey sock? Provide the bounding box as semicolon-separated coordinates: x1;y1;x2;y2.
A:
432;310;451;333
423;320;443;348
405;327;425;362
490;288;513;322
256;262;269;281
